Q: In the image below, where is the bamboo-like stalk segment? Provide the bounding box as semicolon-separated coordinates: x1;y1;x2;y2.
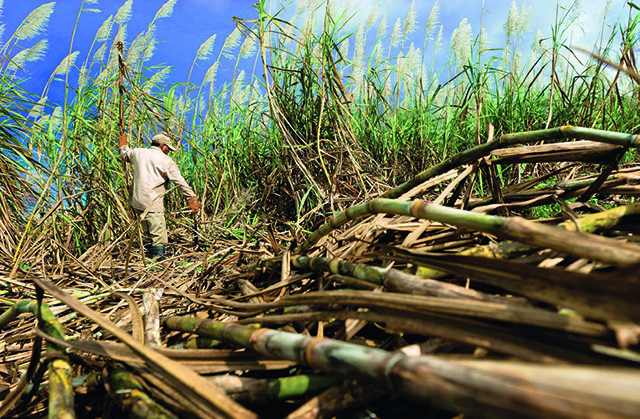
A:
384;126;640;199
300;198;640;266
254;290;608;336
292;255;509;303
417;201;640;279
108;365;178;419
299;198;502;252
48;359;75;419
208;374;341;403
0;300;75;419
239;310;610;364
163;317;640;418
467;175;627;210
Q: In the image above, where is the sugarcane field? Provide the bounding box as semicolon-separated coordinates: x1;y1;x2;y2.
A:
2;0;640;418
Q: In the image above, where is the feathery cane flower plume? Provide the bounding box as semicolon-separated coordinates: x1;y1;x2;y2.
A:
504;1;518;40
404;0;417;36
374;39;384;68
390;17;402;47
196;34;217;61
28;95;47;120
239;35;256;59
365;5;378;32
221;27;242;59
51;51;79;77
144;66;172;93
504;1;531;40
13;2;54;41
518;2;532;34
450;18;472;66
354;19;365;59
95;15;113;44
154;0;177;20
231;70;247;106
339;38;349;59
203;61;219;85
141;25;157;63
425;1;440;40
7;39;47;71
49;106;63;132
377;13;388;40
91;43;106;68
82;0;101;14
531;29;546;55
406;43;421;76
0;0;6;44
114;0;133;26
434;25;443;55
77;64;88;91
126;30;145;66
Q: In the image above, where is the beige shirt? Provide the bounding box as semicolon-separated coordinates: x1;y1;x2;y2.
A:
119;145;195;213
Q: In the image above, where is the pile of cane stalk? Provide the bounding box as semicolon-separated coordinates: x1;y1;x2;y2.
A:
1;126;640;418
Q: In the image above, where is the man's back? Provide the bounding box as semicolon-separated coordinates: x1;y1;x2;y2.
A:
120;145;195;212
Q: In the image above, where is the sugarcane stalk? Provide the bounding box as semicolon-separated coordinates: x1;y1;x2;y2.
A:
0;300;74;419
171;336;222;349
162;318;640;418
108;364;178;419
384;126;640;199
467;176;626;209
300;198;640;266
208;374;341;404
299;198;501;252
250;289;607;335
417;201;640;278
48;358;74;419
292;255;510;303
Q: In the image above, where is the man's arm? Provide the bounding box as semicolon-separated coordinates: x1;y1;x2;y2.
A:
166;162;199;212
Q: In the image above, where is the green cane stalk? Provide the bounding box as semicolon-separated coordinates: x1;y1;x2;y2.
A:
292;255;507;303
417;201;640;279
299;198;640;267
162;317;640;418
108;364;178;419
0;300;74;419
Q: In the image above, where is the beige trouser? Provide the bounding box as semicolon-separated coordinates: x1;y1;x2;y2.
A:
134;209;168;246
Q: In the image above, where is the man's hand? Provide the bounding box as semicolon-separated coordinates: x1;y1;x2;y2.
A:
188;197;200;213
118;133;127;148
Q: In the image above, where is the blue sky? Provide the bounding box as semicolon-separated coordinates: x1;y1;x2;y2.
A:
2;0;631;107
3;0;257;99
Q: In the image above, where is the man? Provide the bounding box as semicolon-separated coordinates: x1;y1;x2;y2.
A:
118;132;200;259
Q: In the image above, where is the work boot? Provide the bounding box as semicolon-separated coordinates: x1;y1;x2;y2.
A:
147;245;166;261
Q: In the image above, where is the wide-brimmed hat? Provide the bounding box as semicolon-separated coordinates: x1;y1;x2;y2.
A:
152;133;176;151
